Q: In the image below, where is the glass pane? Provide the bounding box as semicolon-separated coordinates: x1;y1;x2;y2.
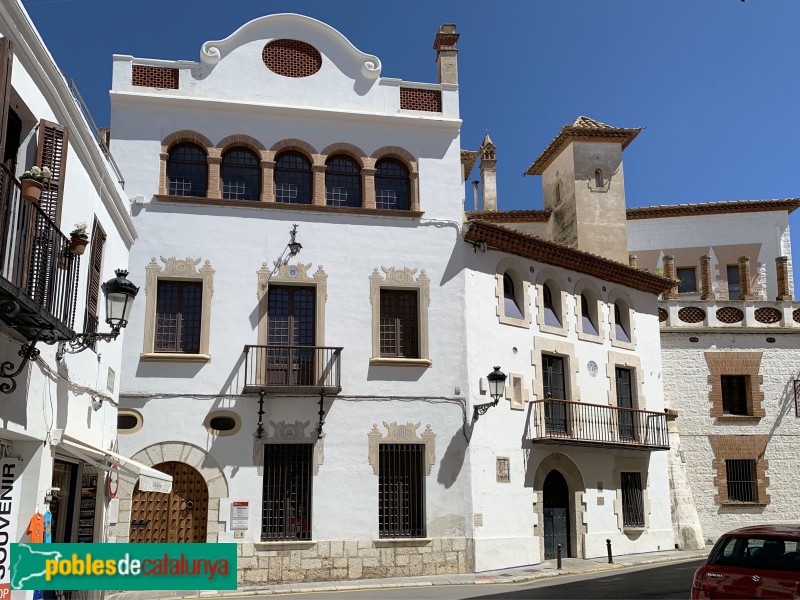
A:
168;143;207;197
375;159;409;210
275;152;312;204
677;267;698;293
326;156;361;207
727;265;741;300
222;148;260;201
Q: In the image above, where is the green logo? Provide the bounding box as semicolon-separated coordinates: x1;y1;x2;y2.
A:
11;543;237;590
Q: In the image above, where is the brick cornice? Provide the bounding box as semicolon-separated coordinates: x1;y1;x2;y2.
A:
465;220;672;294
626;198;800;219
466;210;551;223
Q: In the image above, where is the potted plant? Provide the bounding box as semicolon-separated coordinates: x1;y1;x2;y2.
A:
19;166;52;203
69;222;90;255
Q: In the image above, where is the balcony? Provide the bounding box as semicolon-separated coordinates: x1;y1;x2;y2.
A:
0;164;78;344
529;399;669;451
242;345;342;396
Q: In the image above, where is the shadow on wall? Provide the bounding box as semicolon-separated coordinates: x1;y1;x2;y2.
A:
437;427;467;489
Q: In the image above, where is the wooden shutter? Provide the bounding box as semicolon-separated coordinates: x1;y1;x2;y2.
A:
0;38;12;164
35;119;68;223
84;219;106;333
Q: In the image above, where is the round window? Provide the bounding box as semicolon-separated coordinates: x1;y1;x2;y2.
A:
209;416;236;432
117;411;142;434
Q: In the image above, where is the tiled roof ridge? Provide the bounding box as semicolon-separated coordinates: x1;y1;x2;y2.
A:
465;220;673;294
524;116;643;176
627;198;800;219
466;210;551;222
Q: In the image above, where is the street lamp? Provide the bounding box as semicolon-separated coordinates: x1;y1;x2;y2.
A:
288;224;302;256
473;366;507;421
57;269;139;359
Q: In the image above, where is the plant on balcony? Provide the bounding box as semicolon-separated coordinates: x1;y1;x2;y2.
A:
69;221;90;255
19;166;52;203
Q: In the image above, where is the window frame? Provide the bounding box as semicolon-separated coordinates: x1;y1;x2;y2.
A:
261;443;314;541
154;279;204;354
221;146;261;201
374;158;410;211
621;472;645;529
497;264;531;328
274;150;313;205
725;459;757;504
141;256;214;362
378;443;426;539
721;375;749;416
167;142;208;198
676;266;698;294
325;154;362;208
536;275;567;336
369;267;430;367
727;264;741;300
379;288;420;359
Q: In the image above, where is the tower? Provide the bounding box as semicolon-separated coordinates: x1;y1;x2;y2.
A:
479;133;497;211
524;116;641;264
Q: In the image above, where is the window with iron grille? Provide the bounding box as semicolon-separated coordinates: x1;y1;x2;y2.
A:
726;459;757;503
379;444;425;538
221;147;260;201
325;155;361;207
167;143;207;197
721;375;748;415
677;267;698;294
727;265;741;300
375;158;409;210
621;472;645;528
261;444;313;540
83;219;106;343
380;289;419;358
274;151;312;204
155;280;203;353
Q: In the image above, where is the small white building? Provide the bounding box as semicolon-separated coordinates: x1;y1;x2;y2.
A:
0;1;152;597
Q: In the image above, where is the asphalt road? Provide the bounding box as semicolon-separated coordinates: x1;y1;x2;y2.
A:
238;559;704;600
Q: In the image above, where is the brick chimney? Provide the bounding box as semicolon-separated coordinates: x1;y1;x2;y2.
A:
738;256;754;300
433;24;459;85
700;255;715;301
776;256;792;301
479;133;498;212
663;255;678;299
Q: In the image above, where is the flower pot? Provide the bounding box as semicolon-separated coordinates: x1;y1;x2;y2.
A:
70;236;89;255
21;179;43;204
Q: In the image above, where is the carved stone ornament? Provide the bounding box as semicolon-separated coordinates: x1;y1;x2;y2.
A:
253;420;325;476
368;421;436;476
145;256;215;297
257;261;328;302
369;267;431;306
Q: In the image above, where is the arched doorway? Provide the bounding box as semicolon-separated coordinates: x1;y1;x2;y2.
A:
543;470;570;560
130;462;209;543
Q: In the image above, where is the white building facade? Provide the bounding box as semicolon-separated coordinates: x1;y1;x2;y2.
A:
0;2;149;597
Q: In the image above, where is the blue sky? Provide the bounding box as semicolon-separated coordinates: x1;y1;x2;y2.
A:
21;0;800;287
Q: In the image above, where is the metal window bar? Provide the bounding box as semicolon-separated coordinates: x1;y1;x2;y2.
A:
726;459;757;503
379;444;425;538
0;163;79;327
261;444;313;540
621;472;645;528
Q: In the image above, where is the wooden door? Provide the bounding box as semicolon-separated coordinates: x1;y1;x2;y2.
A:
129;461;208;543
266;286;315;385
543;470;570;560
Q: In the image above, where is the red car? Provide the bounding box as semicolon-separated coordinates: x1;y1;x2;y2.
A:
692;525;800;599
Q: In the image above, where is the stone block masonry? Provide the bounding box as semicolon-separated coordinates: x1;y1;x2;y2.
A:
236;538;474;584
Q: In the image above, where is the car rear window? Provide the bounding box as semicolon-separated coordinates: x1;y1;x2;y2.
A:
709;536;800;572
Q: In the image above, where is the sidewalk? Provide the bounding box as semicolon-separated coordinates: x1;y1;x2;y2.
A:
109;546;710;599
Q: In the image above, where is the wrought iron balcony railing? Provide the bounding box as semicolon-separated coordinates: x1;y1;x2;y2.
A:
0;163;78;343
529;398;669;451
243;345;342;395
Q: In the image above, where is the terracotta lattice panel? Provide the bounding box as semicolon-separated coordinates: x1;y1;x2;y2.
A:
794;308;800;323
716;306;744;324
754;307;782;324
132;65;179;89
400;88;443;112
678;306;705;324
657;307;668;323
129;461;208;543
263;40;322;78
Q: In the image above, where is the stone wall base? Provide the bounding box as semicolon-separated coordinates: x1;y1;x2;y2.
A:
237;537;474;585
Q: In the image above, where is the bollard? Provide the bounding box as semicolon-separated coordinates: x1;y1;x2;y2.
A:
557;544;562;569
606;538;613;564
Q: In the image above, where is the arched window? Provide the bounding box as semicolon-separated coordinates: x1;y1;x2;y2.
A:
375;158;409;210
221;147;260;201
503;273;524;319
167;143;207;197
581;294;598;335
274;151;312;204
554;181;562;205
614;303;631;342
594;169;604;188
543;284;561;327
325;155;361;207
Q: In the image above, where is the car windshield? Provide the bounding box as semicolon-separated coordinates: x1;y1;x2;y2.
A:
709;536;800;572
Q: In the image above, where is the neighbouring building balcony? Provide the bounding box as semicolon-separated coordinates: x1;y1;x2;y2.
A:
529;399;669;451
0;164;78;344
659;300;800;330
242;345;343;396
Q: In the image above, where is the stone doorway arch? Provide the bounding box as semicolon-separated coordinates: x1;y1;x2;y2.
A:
533;452;586;561
112;442;229;543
